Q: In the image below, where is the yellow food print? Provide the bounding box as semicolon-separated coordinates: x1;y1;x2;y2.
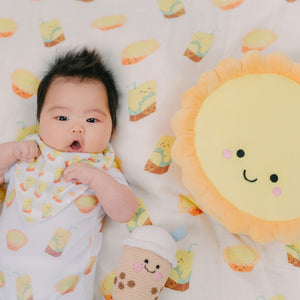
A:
212;0;243;10
121;39;160;65
5;189;15;208
128;81;157;121
157;0;185;18
91;15;127;30
0;18;17;37
11;69;40;99
223;245;259;272
40;19;65;47
184;32;215;62
16;275;33;300
99;271;116;299
56;275;79;294
242;29;277;53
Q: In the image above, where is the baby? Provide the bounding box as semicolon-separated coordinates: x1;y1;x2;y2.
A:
0;48;138;299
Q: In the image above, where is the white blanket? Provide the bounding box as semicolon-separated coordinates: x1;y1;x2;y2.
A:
1;0;300;299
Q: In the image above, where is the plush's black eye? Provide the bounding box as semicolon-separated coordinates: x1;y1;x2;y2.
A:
156;265;160;269
270;174;278;183
144;259;149;264
236;149;245;158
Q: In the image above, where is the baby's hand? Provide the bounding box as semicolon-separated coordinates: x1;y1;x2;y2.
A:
13;141;41;162
63;162;97;185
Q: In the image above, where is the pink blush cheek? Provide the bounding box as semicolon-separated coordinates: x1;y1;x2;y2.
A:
133;262;143;272
223;149;232;159
154;272;162;281
272;187;282;196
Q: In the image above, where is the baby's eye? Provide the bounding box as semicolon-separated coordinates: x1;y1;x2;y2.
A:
86;118;98;123
56;116;68;121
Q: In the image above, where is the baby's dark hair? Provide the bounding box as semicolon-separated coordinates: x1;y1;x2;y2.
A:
37;48;118;129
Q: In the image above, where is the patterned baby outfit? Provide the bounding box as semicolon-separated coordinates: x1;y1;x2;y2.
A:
0;134;128;300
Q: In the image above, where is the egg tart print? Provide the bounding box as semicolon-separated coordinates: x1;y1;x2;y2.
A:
55;275;79;295
172;51;300;243
6;229;28;251
91;15;127;31
74;195;98;213
212;0;243;10
121;39;160;65
223;245;259;272
242;29;277;53
0;18;17;37
11;69;40;99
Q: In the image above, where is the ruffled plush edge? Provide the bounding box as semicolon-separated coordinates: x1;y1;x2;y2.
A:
171;50;300;244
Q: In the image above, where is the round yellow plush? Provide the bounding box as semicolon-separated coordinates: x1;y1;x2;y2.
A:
172;51;300;244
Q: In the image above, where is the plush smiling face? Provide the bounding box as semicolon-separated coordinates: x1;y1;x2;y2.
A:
172;51;300;243
195;73;300;221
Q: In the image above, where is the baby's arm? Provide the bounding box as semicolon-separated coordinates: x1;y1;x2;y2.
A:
0;141;41;184
63;163;138;223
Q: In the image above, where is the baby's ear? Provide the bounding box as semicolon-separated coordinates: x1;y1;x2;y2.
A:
112;225;177;300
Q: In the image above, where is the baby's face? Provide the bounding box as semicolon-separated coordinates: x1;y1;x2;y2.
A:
39;77;112;153
195;74;300;221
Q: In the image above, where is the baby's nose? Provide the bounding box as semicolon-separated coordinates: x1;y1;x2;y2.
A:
71;125;85;134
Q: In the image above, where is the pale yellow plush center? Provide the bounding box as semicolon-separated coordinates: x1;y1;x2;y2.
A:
195;74;300;221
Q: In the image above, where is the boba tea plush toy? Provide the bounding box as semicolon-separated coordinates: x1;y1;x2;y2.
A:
112;225;177;300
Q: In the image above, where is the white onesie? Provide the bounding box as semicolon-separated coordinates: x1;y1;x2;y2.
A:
0;134;128;300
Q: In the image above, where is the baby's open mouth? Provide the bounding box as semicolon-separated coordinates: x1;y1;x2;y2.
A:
69;140;82;152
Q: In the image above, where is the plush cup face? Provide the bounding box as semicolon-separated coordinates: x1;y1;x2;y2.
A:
113;246;172;300
195;73;300;221
39;77;112;154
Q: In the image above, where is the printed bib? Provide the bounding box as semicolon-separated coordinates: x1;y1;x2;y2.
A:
14;134;115;223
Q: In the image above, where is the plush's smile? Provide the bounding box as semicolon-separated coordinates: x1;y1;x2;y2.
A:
243;169;257;183
144;265;156;273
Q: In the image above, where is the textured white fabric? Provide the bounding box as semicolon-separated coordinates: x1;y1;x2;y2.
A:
1;1;300;300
